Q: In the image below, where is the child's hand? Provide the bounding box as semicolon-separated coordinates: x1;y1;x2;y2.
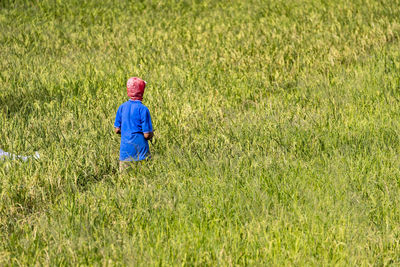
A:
144;132;154;140
114;128;121;134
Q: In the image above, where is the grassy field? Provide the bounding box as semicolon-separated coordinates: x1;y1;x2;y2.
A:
1;0;400;265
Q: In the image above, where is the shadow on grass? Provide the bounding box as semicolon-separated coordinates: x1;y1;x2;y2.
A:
0;84;64;118
75;162;119;191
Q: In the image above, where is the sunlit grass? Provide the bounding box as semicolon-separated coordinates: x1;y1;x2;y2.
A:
1;0;400;265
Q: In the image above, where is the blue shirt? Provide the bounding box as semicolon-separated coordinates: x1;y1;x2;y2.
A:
114;100;153;161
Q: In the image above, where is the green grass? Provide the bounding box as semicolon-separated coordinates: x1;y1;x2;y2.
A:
1;0;400;265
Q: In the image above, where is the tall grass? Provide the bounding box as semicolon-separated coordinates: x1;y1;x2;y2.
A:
1;0;400;265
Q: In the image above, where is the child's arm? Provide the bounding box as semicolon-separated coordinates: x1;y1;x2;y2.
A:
141;107;154;141
114;106;122;135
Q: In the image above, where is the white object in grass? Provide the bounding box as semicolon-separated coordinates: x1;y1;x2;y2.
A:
0;149;40;161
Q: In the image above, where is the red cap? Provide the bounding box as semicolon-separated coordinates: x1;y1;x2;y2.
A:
127;77;146;101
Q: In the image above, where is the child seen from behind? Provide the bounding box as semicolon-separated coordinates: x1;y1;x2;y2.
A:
114;77;154;171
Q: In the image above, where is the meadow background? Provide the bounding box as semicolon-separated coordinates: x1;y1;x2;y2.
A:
1;0;400;265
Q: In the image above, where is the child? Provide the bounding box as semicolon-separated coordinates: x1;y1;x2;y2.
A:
114;77;154;171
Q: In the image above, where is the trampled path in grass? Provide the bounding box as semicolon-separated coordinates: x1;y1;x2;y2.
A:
1;0;400;265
